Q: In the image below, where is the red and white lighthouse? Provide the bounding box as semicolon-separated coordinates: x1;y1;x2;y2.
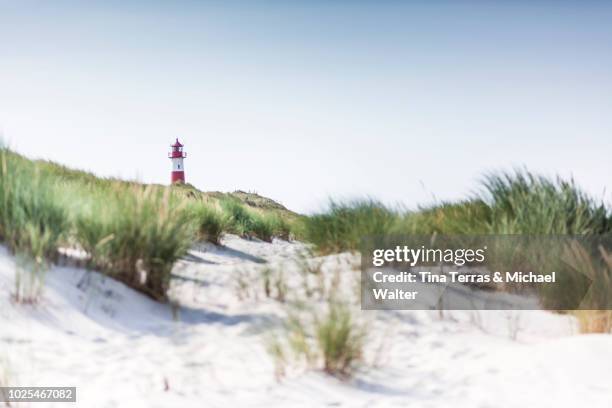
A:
168;138;187;183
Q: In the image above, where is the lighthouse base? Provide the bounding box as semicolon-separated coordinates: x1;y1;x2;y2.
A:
171;171;185;184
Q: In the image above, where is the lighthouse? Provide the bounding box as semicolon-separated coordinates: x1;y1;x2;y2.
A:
168;138;187;183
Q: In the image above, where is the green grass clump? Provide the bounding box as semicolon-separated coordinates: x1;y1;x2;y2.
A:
398;171;611;236
301;199;398;254
0;150;70;302
249;213;275;242
221;198;283;242
315;301;366;377
267;214;293;241
192;199;293;244
396;200;492;236
269;300;367;379
188;202;228;245
481;171;611;235
222;198;255;236
75;186;195;300
0;151;68;258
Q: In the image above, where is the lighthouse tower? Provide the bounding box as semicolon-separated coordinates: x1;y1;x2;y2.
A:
168;138;187;183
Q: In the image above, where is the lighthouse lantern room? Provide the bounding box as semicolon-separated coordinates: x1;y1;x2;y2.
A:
168;138;187;183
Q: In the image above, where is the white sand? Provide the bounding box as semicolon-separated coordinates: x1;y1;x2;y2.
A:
1;235;611;407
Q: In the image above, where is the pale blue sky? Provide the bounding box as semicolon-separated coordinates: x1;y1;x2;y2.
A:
1;1;610;213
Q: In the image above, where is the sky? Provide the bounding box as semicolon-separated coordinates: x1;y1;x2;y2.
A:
0;1;611;214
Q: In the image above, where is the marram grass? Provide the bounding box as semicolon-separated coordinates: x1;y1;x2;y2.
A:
0;148;294;301
302;171;611;254
481;170;610;235
301;199;399;254
221;198;290;242
188;201;229;245
75;185;196;300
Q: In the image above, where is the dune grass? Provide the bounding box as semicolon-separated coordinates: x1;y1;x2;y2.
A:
574;311;612;334
314;301;367;377
221;198;291;242
0;151;70;302
481;171;611;235
300;199;398;254
2;144;610;305
0;148;295;301
558;241;612;329
396;200;492;236
74;185;196;300
0;152;69;258
188;201;229;245
302;171;611;254
298;171;611;313
264;249;367;379
268;295;367;379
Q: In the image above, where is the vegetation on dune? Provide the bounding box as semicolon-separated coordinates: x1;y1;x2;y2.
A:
0;151;70;302
0;148;296;301
396;199;492;236
556;241;612;331
300;199;398;254
221;198;293;242
574;310;612;334
264;257;367;379
480;171;611;235
188;201;229;245
3;145;612;387
221;198;258;237
1;143;610;311
75;186;196;300
314;301;367;377
0;153;68;258
269;300;366;379
302;171;611;254
227;190;291;212
479;172;611;312
298;171;611;317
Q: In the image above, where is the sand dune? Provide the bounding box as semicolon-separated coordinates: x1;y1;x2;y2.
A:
1;235;611;407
